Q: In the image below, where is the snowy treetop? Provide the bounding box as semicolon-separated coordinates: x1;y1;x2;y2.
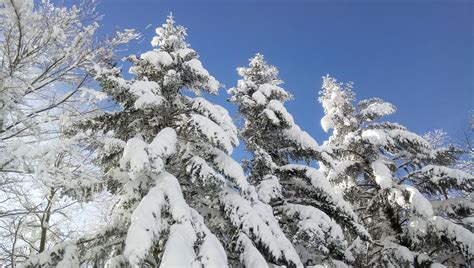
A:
237;53;283;86
151;14;188;51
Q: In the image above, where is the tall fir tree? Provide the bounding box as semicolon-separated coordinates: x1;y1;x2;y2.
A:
318;75;473;267
228;54;370;266
24;16;320;267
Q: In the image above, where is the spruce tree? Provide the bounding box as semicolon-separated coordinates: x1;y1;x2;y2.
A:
25;16;317;267
229;54;370;266
318;75;473;267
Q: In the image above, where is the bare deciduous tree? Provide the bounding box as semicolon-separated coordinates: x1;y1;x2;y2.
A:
0;0;137;266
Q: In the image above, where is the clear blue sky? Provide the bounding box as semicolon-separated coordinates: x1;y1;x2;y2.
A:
89;0;472;160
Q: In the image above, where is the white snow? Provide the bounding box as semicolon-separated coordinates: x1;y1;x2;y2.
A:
186;156;226;187
207;147;250;190
361;129;391;146
190;209;228;268
388;243;414;265
462;217;474;229
257;175;282;203
149;127;177;159
407;217;428;243
140;50;173;67
279;164;357;221
160;222;197;268
104;256;127;268
222;189;283;260
389;185;433;218
160;172;192;221
221;188;303;266
430;264;447;268
258;84;290;100
284;124;319;151
177;48;196;59
402;185;433;218
431;197;474;215
184;59;220;93
263;109;281;125
129;80;160;96
206;76;221;93
124;171;199;267
320;114;334;133
267;100;294;125
431;216;474;257
388;129;431;149
134;92;165;109
124;184;165;267
55;244;80;268
120;137;149;174
417;165;473;186
214;104;240;146
236;233;269;268
120;128;177;177
198;231;229;268
360;101;395;118
189;114;234;154
283;204;346;254
191;97;239;146
129;80;164;109
22;242;80;267
79;87;108;102
371;160;393;189
251;90;267;105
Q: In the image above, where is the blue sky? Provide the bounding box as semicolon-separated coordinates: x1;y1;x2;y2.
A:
90;0;472;160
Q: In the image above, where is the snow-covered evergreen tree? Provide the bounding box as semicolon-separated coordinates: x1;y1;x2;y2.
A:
423;129;474;237
318;75;473;267
228;54;370;266
26;16;321;267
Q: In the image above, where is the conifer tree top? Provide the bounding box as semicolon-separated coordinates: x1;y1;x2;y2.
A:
151;13;188;51
229;53;292;108
237;53;283;86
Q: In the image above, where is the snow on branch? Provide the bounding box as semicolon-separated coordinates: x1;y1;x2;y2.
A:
236;232;269;268
124;184;165;266
188;114;234;154
191;97;239;146
221;188;302;266
431;216;474;258
282;204;347;257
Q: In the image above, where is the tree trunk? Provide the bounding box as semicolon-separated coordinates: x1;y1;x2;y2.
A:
39;190;55;253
